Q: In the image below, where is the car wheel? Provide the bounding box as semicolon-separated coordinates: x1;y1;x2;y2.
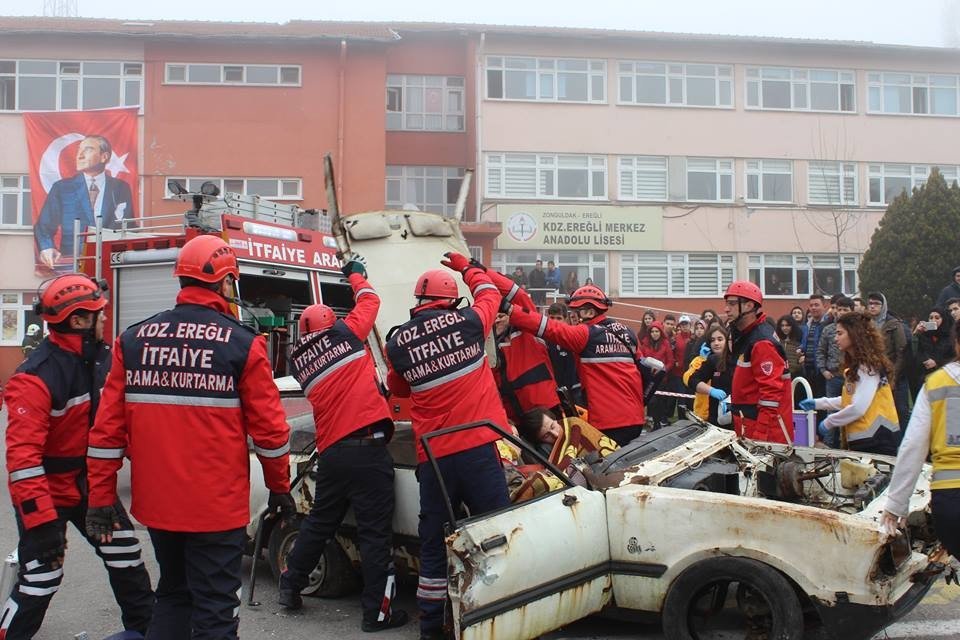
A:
662;557;803;640
267;516;359;598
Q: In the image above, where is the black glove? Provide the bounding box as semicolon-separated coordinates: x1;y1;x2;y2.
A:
468;257;487;272
341;256;367;278
30;522;66;564
499;298;513;315
85;505;120;541
268;492;297;519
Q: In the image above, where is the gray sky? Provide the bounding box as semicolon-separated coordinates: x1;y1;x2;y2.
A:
7;0;960;48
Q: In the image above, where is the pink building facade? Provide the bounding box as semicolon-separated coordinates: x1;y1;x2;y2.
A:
473;29;960;322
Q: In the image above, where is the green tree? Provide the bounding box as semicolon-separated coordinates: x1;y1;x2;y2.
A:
859;168;960;320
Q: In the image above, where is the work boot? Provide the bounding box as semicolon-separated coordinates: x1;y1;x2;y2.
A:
277;572;303;610
361;609;409;632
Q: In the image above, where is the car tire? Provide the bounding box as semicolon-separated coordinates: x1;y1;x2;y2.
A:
662;557;803;640
267;515;359;598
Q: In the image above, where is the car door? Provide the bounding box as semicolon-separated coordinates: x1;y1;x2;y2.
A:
446;484;611;640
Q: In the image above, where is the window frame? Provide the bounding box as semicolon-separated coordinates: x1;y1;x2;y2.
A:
745;159;794;204
616;60;734;109
745;66;856;113
163;62;302;87
867;163;960;206
807;161;859;206
0;291;41;347
485;153;608;201
0;59;143;112
685;157;735;203
617;156;669;201
164;177;302;200
485;55;607;104
385;165;466;217
385;74;465;132
867;71;960;117
0;175;32;228
491;250;608;293
748;254;859;298
619;252;736;298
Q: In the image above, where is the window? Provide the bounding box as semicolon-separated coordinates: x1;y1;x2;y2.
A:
0;60;142;111
746;67;855;112
807;161;858;206
492;250;607;293
0;175;31;227
1;292;42;347
165;177;302;200
686;158;733;202
868;163;960;205
620;253;735;297
385;166;465;217
617;61;733;107
485;154;607;200
745;160;792;203
618;156;668;201
748;254;858;297
386;75;464;132
486;56;606;103
868;72;959;116
164;63;301;86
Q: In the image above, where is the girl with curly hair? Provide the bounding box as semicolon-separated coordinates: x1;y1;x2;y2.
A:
799;311;901;455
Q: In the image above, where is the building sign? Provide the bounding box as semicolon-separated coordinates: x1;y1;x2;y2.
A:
496;204;663;251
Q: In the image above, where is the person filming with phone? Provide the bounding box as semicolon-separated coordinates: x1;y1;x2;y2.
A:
914;308;955;379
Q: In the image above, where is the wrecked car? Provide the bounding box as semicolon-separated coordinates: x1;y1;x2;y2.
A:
434;418;944;640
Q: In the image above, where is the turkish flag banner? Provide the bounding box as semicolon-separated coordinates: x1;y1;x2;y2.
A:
24;107;139;275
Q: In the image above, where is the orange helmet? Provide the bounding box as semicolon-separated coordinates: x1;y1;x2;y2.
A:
299;304;336;335
568;285;611;312
414;269;459;301
35;274;108;324
724;280;763;306
174;235;239;284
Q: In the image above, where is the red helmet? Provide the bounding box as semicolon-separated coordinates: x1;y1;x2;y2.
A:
724;280;763;306
174;235;239;284
299;304;336;335
568;285;611;312
414;269;458;300
35;274;108;324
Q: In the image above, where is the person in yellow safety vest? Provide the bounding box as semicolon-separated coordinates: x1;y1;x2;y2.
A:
797;312;900;455
684;324;734;426
882;322;960;559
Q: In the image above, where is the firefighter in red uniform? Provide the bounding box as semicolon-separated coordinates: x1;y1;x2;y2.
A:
2;274;153;640
723;281;794;443
385;254;510;640
85;235;294;640
506;283;646;446
486;269;560;421
278;258;408;632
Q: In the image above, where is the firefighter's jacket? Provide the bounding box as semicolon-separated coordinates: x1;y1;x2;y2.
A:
487;271;559;420
87;287;290;532
729;314;793;443
508;308;645;430
5;332;108;530
386;267;506;463
290;273;391;453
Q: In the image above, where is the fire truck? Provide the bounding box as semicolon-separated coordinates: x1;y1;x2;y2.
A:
73;158;479;594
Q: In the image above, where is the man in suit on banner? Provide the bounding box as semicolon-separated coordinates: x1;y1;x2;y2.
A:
35;135;136;269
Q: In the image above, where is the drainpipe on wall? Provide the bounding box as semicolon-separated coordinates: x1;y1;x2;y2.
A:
474;32;485;224
337;39;347;211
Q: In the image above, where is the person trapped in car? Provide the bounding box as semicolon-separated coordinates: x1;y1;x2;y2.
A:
278;257;408;632
385;253;510;640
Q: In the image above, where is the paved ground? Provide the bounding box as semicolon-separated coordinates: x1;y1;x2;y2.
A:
0;407;957;639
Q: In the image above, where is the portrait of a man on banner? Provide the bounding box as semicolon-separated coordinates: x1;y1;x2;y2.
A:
24;107;139;276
